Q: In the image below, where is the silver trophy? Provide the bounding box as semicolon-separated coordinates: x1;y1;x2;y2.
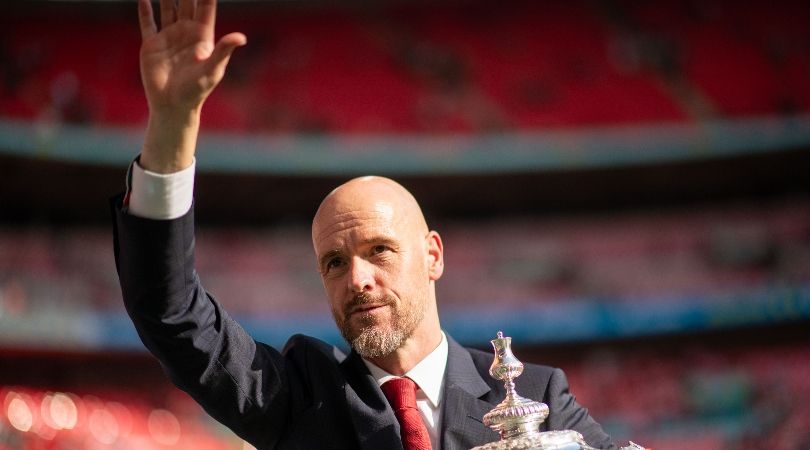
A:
471;332;646;450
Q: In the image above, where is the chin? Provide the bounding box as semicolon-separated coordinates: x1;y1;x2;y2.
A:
349;322;407;359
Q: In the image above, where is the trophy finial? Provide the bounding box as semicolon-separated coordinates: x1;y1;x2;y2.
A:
489;331;523;383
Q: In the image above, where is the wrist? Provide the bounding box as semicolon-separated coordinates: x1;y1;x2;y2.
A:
140;108;201;174
147;106;202;130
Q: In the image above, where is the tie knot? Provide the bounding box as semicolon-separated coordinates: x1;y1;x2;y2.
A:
381;377;418;410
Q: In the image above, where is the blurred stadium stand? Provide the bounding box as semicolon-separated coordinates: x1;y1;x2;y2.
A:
1;0;809;449
2;0;809;131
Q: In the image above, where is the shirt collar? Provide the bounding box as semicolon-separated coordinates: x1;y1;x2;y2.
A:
362;331;448;409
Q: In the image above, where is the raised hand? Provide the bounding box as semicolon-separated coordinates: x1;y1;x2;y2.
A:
137;0;246;173
138;0;246;112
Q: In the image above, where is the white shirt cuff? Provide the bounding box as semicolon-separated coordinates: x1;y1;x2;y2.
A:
128;159;195;220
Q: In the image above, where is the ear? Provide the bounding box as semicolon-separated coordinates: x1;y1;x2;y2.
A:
426;230;444;281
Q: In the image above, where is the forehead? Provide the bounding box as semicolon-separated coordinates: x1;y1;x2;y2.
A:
312;200;402;252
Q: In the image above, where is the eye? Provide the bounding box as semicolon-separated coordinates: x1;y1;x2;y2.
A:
371;244;389;255
324;257;345;272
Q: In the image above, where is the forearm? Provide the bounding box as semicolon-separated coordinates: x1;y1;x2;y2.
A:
112;201;201;334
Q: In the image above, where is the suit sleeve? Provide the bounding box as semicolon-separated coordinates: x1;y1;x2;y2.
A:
544;368;617;450
111;195;290;449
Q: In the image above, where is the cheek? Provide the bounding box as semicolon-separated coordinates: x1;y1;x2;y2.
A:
327;294;346;325
390;258;426;293
322;279;343;305
403;251;429;279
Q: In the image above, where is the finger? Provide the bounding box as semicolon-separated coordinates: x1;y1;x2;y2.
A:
160;0;176;29
138;0;157;39
195;0;216;28
204;32;247;76
177;0;196;21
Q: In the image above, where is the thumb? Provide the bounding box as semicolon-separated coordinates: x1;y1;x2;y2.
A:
205;32;247;77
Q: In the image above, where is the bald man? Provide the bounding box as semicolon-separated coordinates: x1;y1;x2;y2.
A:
112;1;615;449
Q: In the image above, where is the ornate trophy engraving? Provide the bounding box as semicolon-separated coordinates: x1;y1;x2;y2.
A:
471;332;647;450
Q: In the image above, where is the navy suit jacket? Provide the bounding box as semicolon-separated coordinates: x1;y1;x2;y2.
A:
111;198;615;449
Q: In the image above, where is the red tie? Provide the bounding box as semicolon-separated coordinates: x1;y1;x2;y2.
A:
381;377;433;450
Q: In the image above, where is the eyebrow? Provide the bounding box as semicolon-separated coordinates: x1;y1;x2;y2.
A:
317;236;400;270
359;236;399;248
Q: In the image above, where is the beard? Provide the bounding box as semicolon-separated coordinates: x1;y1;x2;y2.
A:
333;292;424;359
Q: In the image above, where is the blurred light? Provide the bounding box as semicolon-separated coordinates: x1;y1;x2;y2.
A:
88;407;119;444
50;393;78;430
148;408;181;446
40;393;58;429
6;393;33;432
67;393;87;431
243;441;258;450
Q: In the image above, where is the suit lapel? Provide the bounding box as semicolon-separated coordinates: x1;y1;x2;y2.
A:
441;336;500;450
340;351;404;450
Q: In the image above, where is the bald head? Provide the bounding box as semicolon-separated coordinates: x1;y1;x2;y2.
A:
312;176;428;244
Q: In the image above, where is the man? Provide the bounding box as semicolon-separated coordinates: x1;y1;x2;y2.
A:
113;1;616;449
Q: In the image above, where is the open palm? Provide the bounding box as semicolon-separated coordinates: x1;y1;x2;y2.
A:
138;0;246;112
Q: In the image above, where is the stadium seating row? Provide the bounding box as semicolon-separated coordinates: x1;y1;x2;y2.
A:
1;200;807;317
1;0;808;133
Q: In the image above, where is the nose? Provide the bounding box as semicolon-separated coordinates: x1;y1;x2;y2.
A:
348;256;375;294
